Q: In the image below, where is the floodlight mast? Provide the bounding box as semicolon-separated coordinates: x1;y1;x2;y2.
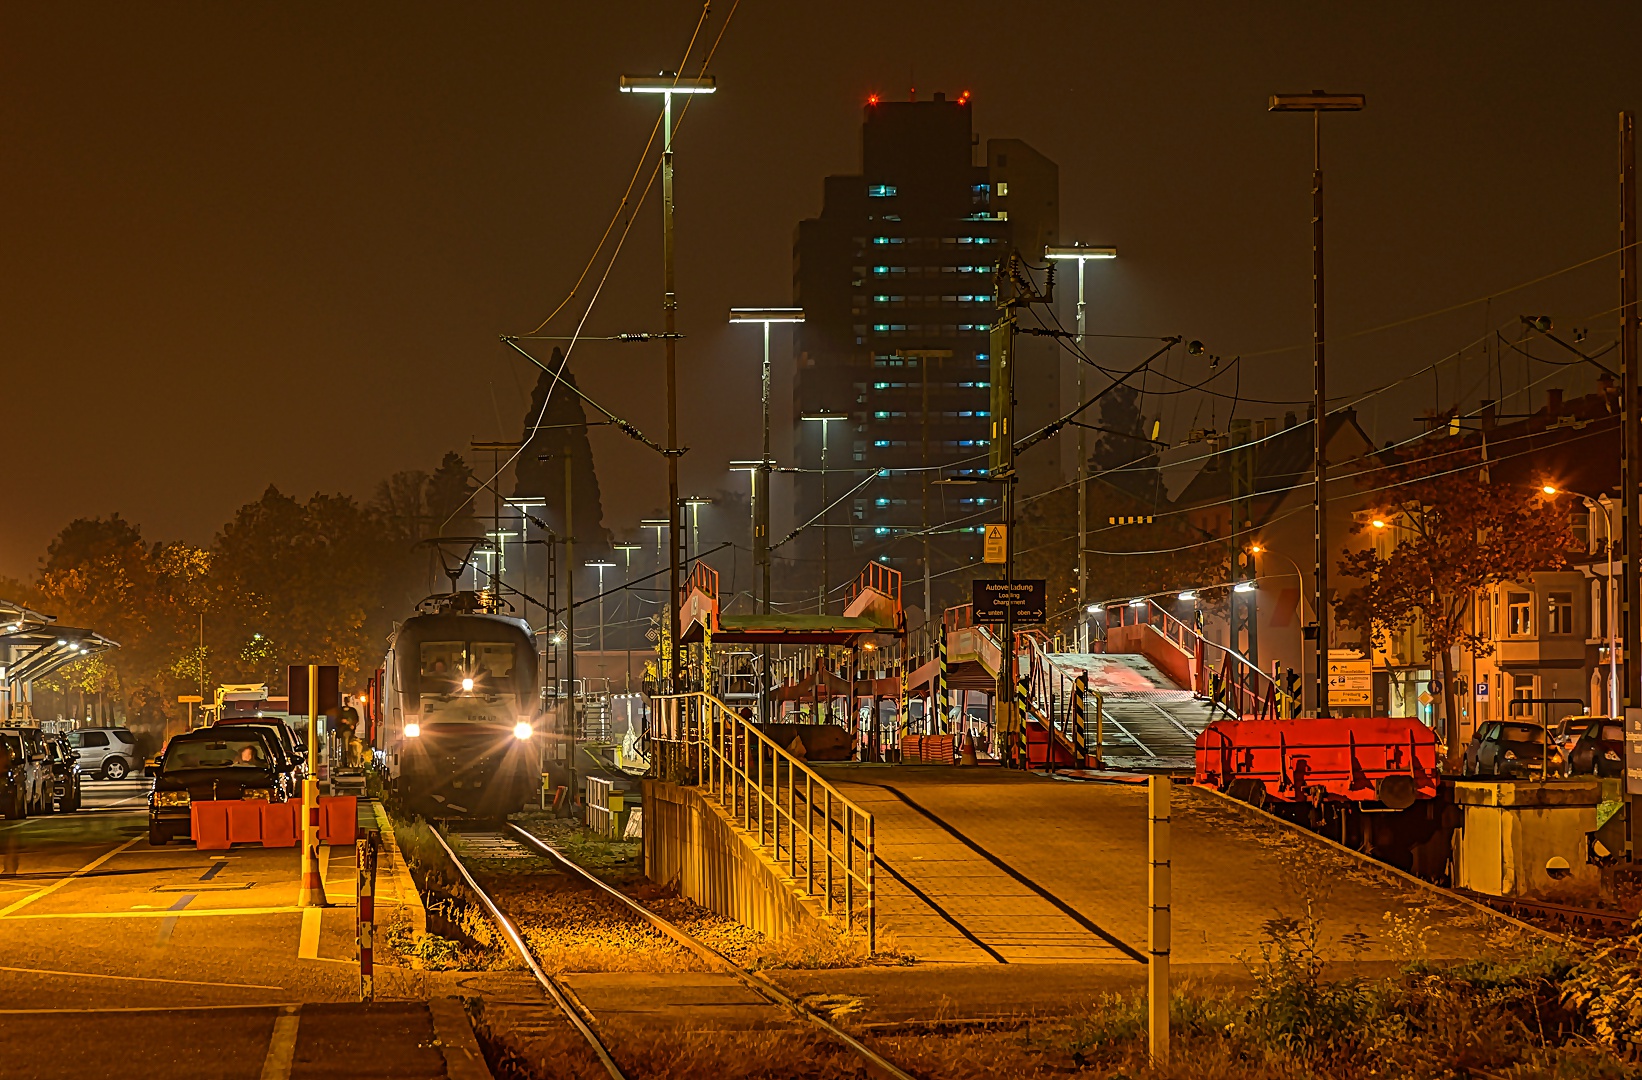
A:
1044;245;1117;650
1268;90;1364;718
621;73;716;690
730;307;805;619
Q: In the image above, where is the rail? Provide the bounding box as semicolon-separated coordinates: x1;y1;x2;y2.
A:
650;691;876;948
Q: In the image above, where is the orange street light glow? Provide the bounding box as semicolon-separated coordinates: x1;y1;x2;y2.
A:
1371;519;1387;528
1542;485;1557;495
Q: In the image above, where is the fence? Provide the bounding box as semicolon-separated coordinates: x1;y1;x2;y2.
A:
650;691;875;948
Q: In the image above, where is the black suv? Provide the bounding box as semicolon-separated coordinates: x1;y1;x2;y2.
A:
45;735;81;812
148;728;289;845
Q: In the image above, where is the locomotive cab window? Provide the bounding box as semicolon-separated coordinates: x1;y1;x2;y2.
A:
419;641;466;696
470;643;516;696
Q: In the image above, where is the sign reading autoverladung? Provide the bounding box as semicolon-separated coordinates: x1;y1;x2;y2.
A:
972;579;1047;624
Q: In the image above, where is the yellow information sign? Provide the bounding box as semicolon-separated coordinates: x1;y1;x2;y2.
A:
177;695;203;704
983;524;1007;564
1326;654;1373;707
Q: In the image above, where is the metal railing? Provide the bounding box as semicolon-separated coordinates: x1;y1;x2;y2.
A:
650;691;876;949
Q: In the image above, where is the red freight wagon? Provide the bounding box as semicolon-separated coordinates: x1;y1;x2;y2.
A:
1195;716;1439;809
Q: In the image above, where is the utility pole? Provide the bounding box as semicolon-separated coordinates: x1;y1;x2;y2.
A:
1620;111;1639;845
621;74;715;691
564;453;577;811
1270;91;1365;717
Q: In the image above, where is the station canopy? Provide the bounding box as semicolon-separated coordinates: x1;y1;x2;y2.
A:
0;599;119;691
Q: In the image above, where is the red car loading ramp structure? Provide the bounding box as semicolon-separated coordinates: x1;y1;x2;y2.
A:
677;561;906;646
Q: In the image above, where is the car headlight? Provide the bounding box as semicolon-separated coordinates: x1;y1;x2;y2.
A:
242;788;273;801
1605;749;1622;761
1504;750;1518;761
153;790;190;807
405;722;421;738
513;722;533;740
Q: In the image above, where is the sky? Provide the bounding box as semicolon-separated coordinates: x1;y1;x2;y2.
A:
3;3;1641;581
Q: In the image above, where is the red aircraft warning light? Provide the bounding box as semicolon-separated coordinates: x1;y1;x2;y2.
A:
867;93;879;106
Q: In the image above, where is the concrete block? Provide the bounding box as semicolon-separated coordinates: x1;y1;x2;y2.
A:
1454;785;1600;901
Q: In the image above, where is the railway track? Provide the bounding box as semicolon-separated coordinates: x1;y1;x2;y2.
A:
429;821;917;1080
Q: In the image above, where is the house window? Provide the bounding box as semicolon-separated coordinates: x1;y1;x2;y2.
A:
996;181;1009;196
1547;591;1575;635
1507;592;1533;637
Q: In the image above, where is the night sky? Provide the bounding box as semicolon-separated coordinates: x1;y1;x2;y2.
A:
5;3;1640;580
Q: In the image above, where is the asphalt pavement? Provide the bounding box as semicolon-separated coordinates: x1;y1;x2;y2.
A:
0;787;491;1080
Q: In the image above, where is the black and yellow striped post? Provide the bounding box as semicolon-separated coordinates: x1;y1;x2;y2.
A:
936;633;949;734
1015;668;1031;766
1072;672;1089;766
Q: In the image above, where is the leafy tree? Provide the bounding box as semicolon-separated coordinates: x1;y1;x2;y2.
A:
1336;443;1573;769
1088;384;1162;502
427;451;480;537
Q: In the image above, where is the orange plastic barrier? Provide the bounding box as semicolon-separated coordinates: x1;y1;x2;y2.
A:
259;800;299;847
318;795;358;846
225;800;263;844
190;801;232;850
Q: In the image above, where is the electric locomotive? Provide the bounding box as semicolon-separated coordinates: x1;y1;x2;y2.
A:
376;589;541;818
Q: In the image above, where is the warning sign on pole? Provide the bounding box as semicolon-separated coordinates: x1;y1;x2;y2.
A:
983;524;1007;564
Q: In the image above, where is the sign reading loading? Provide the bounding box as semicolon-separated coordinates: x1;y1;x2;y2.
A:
983;524;1007;565
973;579;1047;623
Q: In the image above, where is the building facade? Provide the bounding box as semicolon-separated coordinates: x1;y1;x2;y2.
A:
791;93;1059;614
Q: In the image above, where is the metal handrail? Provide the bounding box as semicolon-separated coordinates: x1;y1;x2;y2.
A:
650;691;876;949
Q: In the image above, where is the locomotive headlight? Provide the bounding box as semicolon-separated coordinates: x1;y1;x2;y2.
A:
513;721;533;740
462;677;474;692
405;722;421;738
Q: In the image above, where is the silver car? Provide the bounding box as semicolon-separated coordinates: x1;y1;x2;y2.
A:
66;727;138;780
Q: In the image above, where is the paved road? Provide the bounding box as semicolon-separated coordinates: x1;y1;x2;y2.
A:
0;804;490;1080
817;765;1509;966
80;778;152;813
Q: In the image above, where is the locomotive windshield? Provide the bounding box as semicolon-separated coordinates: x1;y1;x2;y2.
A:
417;639;524;701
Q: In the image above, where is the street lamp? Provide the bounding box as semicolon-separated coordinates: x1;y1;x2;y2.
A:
640;519;669;568
680;497;711;565
585;561;616;671
1269;89;1366;718
621;72;716;690
802;412;847;613
731;307;804;617
1045;244;1118;651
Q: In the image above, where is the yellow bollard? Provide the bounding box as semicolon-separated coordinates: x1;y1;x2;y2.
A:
1148;774;1171;1062
299;664;329;908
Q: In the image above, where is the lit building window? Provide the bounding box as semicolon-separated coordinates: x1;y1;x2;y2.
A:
868;184;898;197
997;181;1009;196
1507;592;1533;637
1547;591;1575;635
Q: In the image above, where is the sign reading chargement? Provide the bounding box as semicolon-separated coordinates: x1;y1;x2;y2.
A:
972;579;1047;624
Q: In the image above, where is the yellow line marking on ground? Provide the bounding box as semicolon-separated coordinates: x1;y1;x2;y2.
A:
0;905;307;920
260;1006;301;1080
0;1002;301;1015
0;963;284;990
0;836;141;918
297;908;321;959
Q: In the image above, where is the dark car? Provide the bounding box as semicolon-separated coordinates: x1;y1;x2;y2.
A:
1463;720;1564;779
1566;719;1626;778
148;728;289;846
45;735;81;812
0;728;56;816
214;718;305;780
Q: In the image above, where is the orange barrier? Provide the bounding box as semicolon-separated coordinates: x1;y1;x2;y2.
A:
190;801;232;850
319;795;358;846
226;801;263;844
260;800;299;847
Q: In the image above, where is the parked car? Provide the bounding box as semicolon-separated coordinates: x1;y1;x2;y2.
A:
148;728;290;846
0;728;59;816
0;732;32;818
66;727;138;780
214;718;305;779
1566;718;1626;778
1462;720;1564;779
45;735;81;812
211;720;303;787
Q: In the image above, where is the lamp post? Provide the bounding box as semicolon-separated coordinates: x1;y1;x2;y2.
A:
732;461;771;722
731;307;804;617
613;543;643;692
680;497;711;565
586;561;615;687
802;412;847;613
1269;90;1366;718
621;73;716;691
1044;244;1118;651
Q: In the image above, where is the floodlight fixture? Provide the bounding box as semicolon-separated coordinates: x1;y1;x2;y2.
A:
729;307;804;323
1043;244;1117;261
1268;92;1366;112
620;75;716;95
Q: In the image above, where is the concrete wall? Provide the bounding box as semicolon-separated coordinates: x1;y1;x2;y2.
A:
1106;623;1194;690
1452;779;1600;902
642;780;828;941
